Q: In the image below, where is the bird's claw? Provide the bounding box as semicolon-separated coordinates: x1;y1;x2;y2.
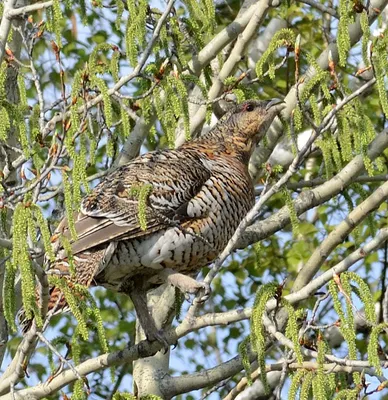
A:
146;329;170;354
195;281;211;303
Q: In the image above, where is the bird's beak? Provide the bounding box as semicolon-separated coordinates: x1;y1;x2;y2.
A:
265;98;286;112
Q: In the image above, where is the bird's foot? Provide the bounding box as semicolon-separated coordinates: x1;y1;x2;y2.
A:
124;281;170;353
162;271;211;303
144;326;170;354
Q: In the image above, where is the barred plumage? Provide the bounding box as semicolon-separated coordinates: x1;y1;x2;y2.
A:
19;99;285;345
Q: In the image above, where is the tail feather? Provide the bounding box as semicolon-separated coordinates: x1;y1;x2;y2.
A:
17;285;69;334
17;308;34;334
17;247;107;334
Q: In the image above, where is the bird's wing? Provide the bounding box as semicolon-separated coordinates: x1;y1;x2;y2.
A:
60;150;212;255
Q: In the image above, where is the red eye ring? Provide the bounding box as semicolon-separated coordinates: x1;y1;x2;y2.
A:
244;103;254;112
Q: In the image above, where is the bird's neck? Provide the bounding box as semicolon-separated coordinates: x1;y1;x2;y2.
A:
182;131;254;164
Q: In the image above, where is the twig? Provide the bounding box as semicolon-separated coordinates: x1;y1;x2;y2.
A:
0;257;8;370
36;332;83;382
247;54;290;84
200;377;232;400
22;28;45;132
303;292;330;335
187;92;231;106
38;169;109;201
4;136;63;204
273;354;290;399
284;174;388;191
267;360;384;380
298;0;338;18
262;314;386;382
319;78;376;135
40;0;176;139
283;228;388;307
113;78;160;102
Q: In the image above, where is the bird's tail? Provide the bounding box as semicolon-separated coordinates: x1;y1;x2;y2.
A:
18;247;107;334
17;260;74;334
17;285;70;334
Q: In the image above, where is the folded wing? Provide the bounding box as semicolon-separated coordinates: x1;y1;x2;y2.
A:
60;150;212;255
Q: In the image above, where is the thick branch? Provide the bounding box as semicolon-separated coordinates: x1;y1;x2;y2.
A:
293;181;388;291
0;239;12;250
238;128;388;248
187;0;267;76
178;0;271;143
7;1;53;17
0;0;17;64
115;116;154;166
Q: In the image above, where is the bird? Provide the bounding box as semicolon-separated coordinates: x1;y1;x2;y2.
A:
19;99;285;346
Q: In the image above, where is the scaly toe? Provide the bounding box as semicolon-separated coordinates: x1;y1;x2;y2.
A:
196;282;211;303
151;330;170;354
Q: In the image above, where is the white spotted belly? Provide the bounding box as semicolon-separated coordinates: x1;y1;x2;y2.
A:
95;220;223;290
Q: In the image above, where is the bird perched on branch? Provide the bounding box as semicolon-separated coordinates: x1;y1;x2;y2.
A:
19;99;285;347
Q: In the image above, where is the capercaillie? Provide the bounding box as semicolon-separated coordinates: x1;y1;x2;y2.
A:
19;99;285;346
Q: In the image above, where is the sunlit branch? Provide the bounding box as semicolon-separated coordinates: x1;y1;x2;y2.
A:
239;128;388;248
0;0;17;64
7;1;54;17
293;180;388;291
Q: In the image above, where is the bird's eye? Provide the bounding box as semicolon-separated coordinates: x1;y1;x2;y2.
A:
245;103;254;112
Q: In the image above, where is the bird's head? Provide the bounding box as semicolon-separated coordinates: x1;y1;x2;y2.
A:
205;99;286;161
227;99;285;147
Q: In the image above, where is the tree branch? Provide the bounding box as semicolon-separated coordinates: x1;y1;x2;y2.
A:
280;228;388;307
286;173;388;190
187;0;269;76
115;116;156;167
249;0;388;175
0;0;17;64
0;238;12;250
293;181;388;290
179;0;271;143
40;0;175;139
298;0;338;18
238;128;388;248
232;360;383;400
7;1;54;17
